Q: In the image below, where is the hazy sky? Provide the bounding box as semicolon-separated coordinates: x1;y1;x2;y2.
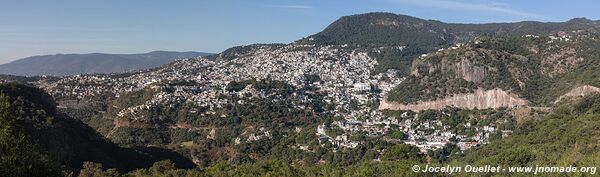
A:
1;0;599;63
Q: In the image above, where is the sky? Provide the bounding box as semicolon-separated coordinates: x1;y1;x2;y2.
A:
1;0;599;64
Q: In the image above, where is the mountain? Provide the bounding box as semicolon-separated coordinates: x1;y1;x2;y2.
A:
0;82;194;176
0;51;212;76
300;12;600;75
383;32;600;110
304;12;599;46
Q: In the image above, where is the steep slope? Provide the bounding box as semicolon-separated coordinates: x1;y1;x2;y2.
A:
384;33;600;110
380;89;528;111
554;85;600;103
0;51;211;76
456;94;600;172
0;82;194;174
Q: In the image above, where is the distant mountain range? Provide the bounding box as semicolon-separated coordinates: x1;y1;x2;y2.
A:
0;51;212;76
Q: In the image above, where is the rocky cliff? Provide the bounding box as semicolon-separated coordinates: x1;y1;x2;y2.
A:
410;51;491;83
554;85;600;103
385;34;600;106
380;89;528;111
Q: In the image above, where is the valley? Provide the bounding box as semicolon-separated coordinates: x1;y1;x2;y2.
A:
2;12;600;176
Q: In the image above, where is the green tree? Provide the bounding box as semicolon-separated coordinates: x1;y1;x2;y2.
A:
78;162;120;177
0;94;63;177
380;144;423;162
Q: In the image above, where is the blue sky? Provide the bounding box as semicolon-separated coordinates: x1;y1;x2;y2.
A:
1;0;599;63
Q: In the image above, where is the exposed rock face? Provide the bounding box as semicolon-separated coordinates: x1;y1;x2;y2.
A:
454;58;487;83
380;89;528;111
554;85;600;103
410;50;495;84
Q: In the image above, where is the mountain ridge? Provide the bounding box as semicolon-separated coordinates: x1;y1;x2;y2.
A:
294;12;600;76
0;51;212;76
305;12;600;45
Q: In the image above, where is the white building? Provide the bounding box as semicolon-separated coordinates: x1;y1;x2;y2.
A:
353;83;370;91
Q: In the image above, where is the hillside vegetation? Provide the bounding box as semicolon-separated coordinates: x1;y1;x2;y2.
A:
387;34;600;106
454;94;600;176
73;89;600;177
0;83;194;176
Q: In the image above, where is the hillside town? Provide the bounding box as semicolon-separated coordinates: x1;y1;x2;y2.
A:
38;43;506;153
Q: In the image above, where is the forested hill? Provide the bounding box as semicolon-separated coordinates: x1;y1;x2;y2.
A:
0;82;194;176
302;12;600;47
